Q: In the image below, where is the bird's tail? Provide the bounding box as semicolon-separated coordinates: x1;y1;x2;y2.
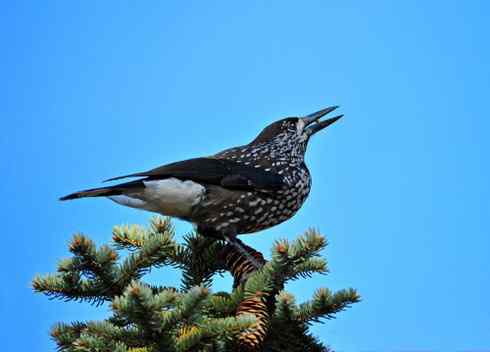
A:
59;187;120;201
59;180;143;201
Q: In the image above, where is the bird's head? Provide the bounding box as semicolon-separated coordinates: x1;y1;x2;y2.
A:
250;106;342;160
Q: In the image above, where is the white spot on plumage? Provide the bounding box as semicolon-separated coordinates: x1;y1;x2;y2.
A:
216;222;229;230
249;199;260;207
296;119;305;133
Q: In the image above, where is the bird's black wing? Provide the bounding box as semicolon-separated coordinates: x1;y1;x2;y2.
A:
219;163;284;191
104;157;285;192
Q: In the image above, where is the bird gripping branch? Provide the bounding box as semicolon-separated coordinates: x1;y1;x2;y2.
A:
60;106;342;267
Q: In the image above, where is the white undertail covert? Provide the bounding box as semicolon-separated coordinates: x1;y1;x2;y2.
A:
109;178;206;218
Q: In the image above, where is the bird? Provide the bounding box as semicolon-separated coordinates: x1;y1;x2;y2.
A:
60;106;342;266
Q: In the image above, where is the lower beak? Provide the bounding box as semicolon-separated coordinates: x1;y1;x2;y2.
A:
306;115;343;135
302;106;343;136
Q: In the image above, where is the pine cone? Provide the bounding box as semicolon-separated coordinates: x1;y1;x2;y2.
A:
220;240;266;287
236;292;270;351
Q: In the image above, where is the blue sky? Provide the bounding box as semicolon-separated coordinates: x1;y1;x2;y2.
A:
2;1;489;350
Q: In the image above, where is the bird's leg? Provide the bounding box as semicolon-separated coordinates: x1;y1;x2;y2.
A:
222;233;264;270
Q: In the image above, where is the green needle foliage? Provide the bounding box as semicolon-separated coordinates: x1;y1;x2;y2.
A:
33;217;360;352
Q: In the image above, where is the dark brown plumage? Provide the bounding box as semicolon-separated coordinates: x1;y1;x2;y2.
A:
60;106;342;255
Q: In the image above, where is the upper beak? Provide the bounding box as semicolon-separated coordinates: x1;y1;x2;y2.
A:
302;106;343;136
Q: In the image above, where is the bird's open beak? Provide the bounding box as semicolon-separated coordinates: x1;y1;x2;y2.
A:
302;106;343;136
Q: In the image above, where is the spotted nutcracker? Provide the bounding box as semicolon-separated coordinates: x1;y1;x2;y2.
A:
60;106;342;264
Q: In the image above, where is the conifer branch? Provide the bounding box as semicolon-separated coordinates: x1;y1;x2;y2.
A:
296;288;361;324
33;217;359;351
274;291;297;321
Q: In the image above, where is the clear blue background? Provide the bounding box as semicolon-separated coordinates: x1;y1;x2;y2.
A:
2;1;489;350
